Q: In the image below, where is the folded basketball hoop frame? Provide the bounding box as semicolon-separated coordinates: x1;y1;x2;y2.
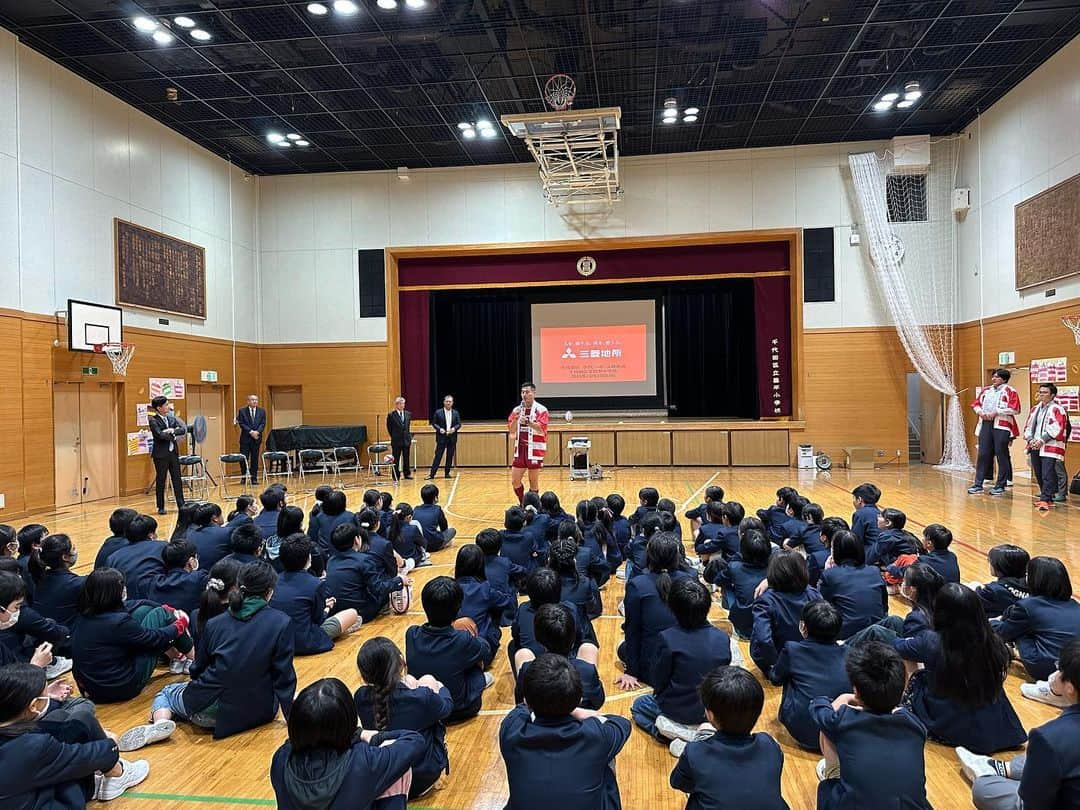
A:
500;107;622;207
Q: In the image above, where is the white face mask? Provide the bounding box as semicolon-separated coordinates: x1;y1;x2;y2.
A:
31;696;49;721
0;609;20;630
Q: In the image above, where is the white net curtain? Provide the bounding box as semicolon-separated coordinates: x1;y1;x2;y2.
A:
847;141;972;471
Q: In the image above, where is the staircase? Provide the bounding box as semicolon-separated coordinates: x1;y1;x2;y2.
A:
907;419;922;464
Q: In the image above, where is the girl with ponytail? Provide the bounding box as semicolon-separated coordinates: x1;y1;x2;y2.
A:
591;496;622;570
194;557;241;642
546;537;599;645
354;636;453;800
139;560;297;740
34;534;84;630
388;502;429;568
615;532;693;691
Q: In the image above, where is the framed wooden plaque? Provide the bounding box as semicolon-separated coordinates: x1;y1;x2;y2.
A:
1015;173;1080;291
115;218;207;319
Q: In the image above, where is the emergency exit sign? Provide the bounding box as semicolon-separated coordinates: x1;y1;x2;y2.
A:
81;366;99;376
998;351;1015;365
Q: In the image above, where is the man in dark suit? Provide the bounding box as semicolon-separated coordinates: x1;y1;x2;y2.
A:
386;396;413;480
149;395;186;515
427;394;461;480
237;393;267;485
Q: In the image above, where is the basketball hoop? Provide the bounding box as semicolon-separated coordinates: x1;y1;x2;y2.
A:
93;342;135;375
544;74;576;111
1062;314;1080;345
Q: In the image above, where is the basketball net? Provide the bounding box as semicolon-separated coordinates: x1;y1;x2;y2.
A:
95;342;136;376
1062;314;1080;345
848;140;972;471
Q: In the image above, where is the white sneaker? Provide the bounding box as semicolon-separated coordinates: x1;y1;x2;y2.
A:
483;672;495;689
96;759;150;800
668;738;687;757
1021;680;1071;708
615;567;627;580
655;715;699;742
956;747;997;782
118;720;176;752
617;601;625;617
669;726;713;757
816;758;828;782
44;657;72;679
168;658;188;675
345;617;364;634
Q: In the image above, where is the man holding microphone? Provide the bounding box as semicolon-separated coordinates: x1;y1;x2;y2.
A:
508;382;549;504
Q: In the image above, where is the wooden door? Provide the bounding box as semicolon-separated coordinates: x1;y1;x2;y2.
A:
271;386;303;429
919;382;944;465
53;385;81;507
79;385;117;503
187;387;226;461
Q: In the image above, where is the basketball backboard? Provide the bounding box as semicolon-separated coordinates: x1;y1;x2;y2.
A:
67;299;123;352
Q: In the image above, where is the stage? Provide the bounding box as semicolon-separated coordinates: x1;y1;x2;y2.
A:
411;417;803;467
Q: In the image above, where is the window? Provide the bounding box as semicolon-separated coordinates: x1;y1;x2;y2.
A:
358;250;386;318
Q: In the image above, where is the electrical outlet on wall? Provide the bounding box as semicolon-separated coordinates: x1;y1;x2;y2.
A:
877;449;885;457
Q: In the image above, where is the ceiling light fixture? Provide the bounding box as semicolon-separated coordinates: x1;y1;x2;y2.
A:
881;92;899;102
405;0;428;7
333;0;360;14
683;115;698;123
306;2;329;14
397;166;411;181
459;119;495;141
295;140;310;146
377;0;397;7
873;99;893;112
152;30;174;45
286;133;301;140
462;128;477;139
457;122;471;130
684;107;699;116
267;132;285;143
480;127;497;138
132;17;158;32
896;99;915;109
173;16;195;28
903;81;922;101
190;29;211;41
279;141;292;147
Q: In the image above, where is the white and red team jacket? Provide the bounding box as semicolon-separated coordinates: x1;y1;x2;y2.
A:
1024;400;1068;459
508;401;549;463
971;385;1021;438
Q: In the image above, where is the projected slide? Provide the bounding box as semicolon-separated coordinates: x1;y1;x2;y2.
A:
531;300;658;398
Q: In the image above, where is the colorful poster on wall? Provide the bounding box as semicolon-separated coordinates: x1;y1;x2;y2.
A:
126;430;152;456
1030;357;1067;383
1057;386;1080;412
136;403;149;426
1070;424;1080;443
149;377;185;400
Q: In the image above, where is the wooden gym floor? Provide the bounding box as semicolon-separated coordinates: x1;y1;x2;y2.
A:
33;465;1078;809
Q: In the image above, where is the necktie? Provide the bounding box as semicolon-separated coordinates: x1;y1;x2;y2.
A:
250;407;255;421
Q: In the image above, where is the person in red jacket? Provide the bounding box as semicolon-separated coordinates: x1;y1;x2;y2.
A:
969;369;1021;497
1024;383;1069;511
508;382;549;505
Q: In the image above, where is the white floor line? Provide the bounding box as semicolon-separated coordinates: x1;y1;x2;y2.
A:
445;472;462;508
680;471;720;511
475;686;650;717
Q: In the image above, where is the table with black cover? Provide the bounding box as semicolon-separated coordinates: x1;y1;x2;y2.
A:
265;424;368;453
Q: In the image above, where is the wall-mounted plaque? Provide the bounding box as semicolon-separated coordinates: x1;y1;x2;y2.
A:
115;218;206;319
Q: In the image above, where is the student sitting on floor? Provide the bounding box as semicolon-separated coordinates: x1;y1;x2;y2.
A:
840;561;946;650
34;534;84;632
591;497;623;571
514;603;604;710
994;556;1080;681
886;523;960;585
454;544;515;669
508;567;584;673
866;507;919;568
631;579;733;745
606;493;632;562
657;498;683;542
190;558;240;649
895;584;1027;754
405;577;492;724
377;492;395;541
818;529;888;640
229;495;258;523
807;517;848;588
521;494;551;568
812;641;931;810
616;533;694;691
169;502;202;543
669;666;789;809
684;485;725;536
750;551;822;678
325;524;409;624
355;636;454;801
95;508;138;571
705;528;772;640
388;503;430;569
476;528;525;627
629;486;660;531
769;600;849;752
757;486;799;545
271;676;424;810
106;515;167;601
141;561;296;740
15;524;47;606
500;654;632;810
969;544;1031;619
414;484;457;553
499;505;539;574
693;501;728;561
145;539;208;615
562;520;610;592
849;483;882;551
782;501;826;555
548;536;601;641
307;490;355;564
0;661;153;804
624;512;662;581
0;571;71;676
222;523;265;567
957;635;1080;810
253;486;286;538
354;509;401;578
263;505;305;574
271;534;362;656
70;568;192;703
188;503;253;572
540;491;568;549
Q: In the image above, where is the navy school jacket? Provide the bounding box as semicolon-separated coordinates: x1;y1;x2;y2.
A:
509;599;586;661
307;510;355;560
0;607;69;663
750;586;822;675
560;573;602;636
405;623;489;716
93;535;128;570
811;699;930;810
625;534;649;578
515;655;606;710
182;601;297;739
16;556;36;605
921;549;960;583
354;682;454;790
253;508;280;538
695;523;740;559
0;731;120;810
581;522;621;570
456;576;516;656
270;570;335;655
189;513;254;571
105;540;168;600
33;569;85;630
850;504;881;549
818;562;888;639
390;522;427;565
654;623;732;725
543;509;569;544
866;528;918;568
500;529;540;572
485;554;525;625
270;731;425;810
629;503;656;529
145;568;209;615
522;518;550;568
707;558;767;639
70;606;180;703
575;543;611;588
324;549;403;623
621;569;695;685
364;532;399;577
670;730;790;810
975;577;1029;619
413;503;452;550
806;548;830;588
784;522;826;555
757;504;789;544
1017;704;1080;810
611;516;631;557
684;502;708;523
498;705;631;810
993;595;1080;678
769;638;850;750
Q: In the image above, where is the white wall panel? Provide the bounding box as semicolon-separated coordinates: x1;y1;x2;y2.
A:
0;33;16;159
16;48;51;174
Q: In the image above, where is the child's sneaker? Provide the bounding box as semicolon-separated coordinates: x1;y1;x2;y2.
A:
815;758;828;782
667;726;713;758
44;656;72;679
655;715;700;742
95;759;150;800
345;617;364;634
967;485;983;495
168;658;189;674
118;720;176;752
956;747;998;782
1020;680;1071;708
483;672;495;689
615;567;627;580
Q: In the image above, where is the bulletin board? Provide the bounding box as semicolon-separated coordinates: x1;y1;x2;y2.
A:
115;218;206;319
1015;173;1080;291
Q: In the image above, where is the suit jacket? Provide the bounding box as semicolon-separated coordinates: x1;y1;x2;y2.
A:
387;408;412;447
430;408;461;439
149;412;184;459
237;406;267;447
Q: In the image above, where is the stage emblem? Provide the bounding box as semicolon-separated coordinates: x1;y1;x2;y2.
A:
576;255;597;277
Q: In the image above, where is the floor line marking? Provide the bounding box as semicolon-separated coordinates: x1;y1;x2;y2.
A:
679;472;719;511
124;791;448;809
445;472;462;508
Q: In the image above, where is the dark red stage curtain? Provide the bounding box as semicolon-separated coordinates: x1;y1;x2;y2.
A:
754;275;793;417
399;290;429;411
